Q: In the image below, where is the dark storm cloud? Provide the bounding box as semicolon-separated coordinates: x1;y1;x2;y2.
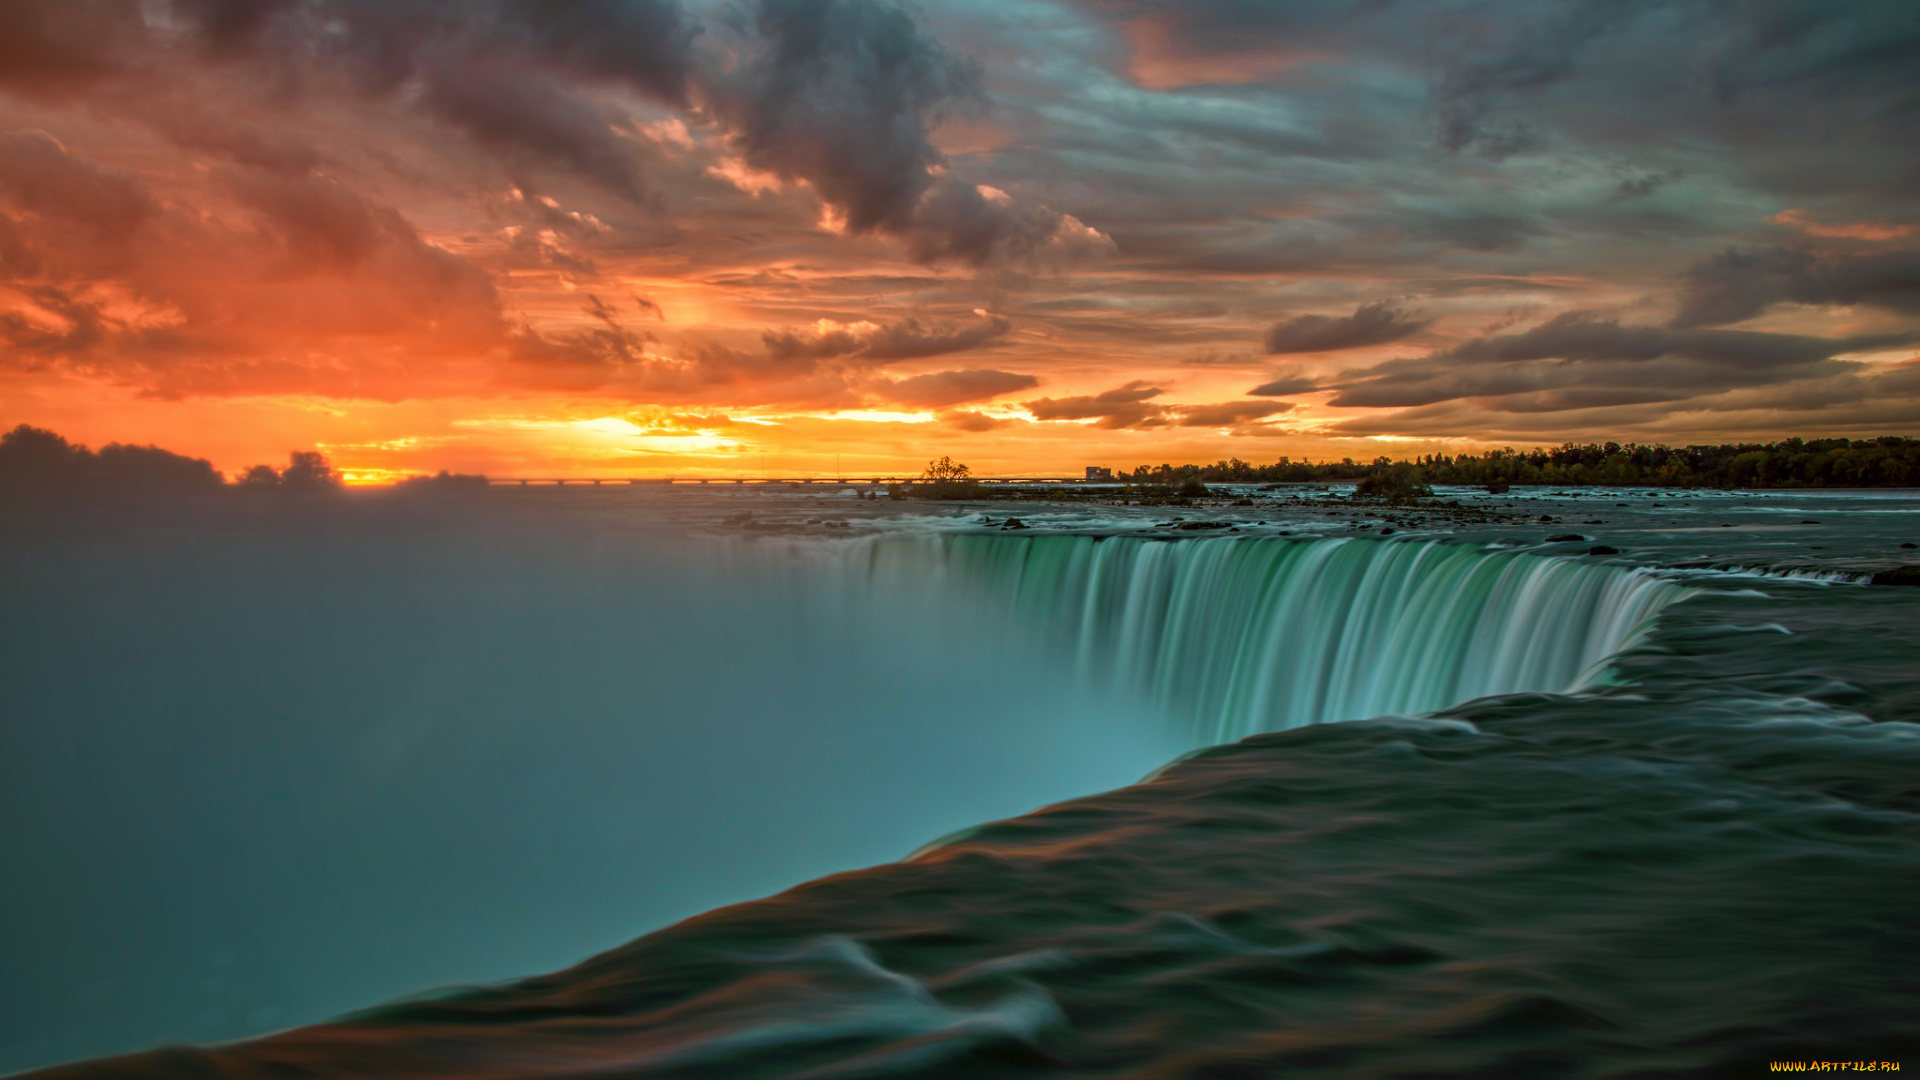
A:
1098;0;1920;157
1672;247;1920;328
490;0;696;101
151;1;699;194
704;0;979;237
157;0;1087;263
418;62;646;197
876;368;1038;407
1263;301;1431;355
762;314;1012;364
703;0;1095;265
1324;311;1915;411
1060;0;1920;246
171;0;696;99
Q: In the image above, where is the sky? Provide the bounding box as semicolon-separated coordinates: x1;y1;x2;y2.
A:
1;0;1916;481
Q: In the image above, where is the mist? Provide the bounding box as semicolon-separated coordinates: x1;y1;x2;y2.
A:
0;493;1177;1071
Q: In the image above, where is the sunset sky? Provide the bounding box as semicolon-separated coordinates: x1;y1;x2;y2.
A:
2;0;1916;481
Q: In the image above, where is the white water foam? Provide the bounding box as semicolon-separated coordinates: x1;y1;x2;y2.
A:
789;533;1693;744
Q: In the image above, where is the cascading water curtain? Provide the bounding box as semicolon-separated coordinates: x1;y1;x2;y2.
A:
855;534;1691;744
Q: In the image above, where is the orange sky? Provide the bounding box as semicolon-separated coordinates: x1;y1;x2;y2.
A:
3;1;1915;481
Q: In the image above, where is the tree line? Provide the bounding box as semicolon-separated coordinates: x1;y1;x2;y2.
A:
7;425;1919;502
1121;436;1920;490
0;424;340;500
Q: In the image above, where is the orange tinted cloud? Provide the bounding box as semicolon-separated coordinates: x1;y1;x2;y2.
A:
1;0;1916;482
1769;209;1917;242
1121;15;1323;90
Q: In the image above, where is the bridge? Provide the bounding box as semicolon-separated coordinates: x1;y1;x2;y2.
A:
484;477;1116;487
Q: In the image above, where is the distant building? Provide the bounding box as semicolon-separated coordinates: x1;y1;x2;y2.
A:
1085;466;1114;481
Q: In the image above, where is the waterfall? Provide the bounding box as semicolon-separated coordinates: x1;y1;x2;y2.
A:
841;533;1689;744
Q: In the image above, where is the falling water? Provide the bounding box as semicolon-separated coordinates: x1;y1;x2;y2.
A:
841;533;1689;743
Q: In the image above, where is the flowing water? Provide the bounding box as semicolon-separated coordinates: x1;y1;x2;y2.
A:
848;532;1684;742
4;486;1917;1076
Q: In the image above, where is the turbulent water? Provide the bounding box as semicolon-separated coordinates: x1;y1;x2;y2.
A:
5;486;1918;1076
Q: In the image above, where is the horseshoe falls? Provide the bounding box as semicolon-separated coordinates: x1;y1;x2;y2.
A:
5;489;1919;1078
847;533;1684;743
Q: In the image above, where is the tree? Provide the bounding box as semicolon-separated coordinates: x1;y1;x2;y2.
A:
1;424;222;500
280;451;341;492
921;456;970;483
235;465;282;490
1355;464;1433;503
914;456;984;500
0;425;90;497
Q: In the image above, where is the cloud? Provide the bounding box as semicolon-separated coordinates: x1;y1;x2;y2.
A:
905;179;1115;268
163;0;697;196
1323;311;1915;412
700;0;1103;265
138;106;326;176
762;323;866;363
1672;246;1920;327
1769;209;1916;242
762;313;1012;365
1173;400;1291;427
876;368;1038;408
172;0;697;100
0;1;145;96
863;314;1013;360
1023;380;1165;428
502;296;908;406
1021;380;1296;429
418;62;646;198
0;131;157;234
1263;300;1431;355
0;135;503;396
1325;355;1920;438
1247;375;1320;397
941;409;1018;431
503;330;854;403
1610;170;1680;202
4;0;1920;450
700;0;977;236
